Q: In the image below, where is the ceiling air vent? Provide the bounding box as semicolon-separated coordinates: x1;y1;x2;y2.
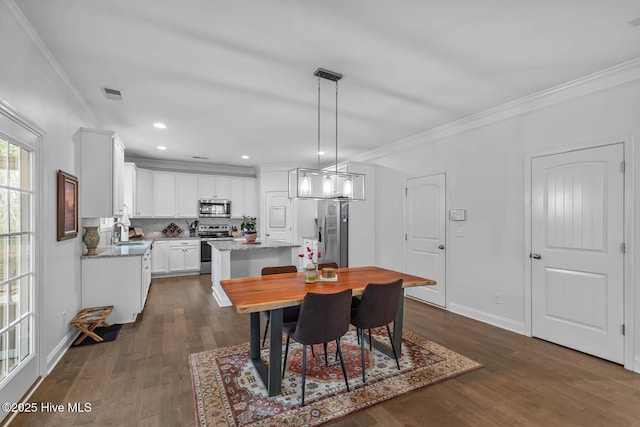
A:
102;87;125;101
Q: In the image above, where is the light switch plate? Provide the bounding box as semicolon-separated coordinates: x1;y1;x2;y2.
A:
449;209;466;221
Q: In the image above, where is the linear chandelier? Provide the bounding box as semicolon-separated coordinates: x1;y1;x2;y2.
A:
288;68;365;200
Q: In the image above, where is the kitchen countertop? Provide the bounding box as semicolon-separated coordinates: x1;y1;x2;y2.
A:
81;240;153;259
208;240;300;251
81;236;203;259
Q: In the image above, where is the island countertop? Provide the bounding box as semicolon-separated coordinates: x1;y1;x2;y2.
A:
208;240;300;251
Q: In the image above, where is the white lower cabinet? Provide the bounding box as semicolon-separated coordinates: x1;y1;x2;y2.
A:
151;241;169;274
81;247;152;324
152;239;200;277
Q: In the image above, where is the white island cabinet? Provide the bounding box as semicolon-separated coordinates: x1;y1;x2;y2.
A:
210;240;300;307
81;243;152;324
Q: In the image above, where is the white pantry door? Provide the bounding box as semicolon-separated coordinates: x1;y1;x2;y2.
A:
404;174;446;307
264;191;293;242
531;143;624;363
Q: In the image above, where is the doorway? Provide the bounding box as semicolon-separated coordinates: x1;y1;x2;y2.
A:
264;191;293;242
404;174;447;307
0;110;40;423
530;143;625;364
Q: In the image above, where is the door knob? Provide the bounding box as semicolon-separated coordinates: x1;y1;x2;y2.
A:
531;253;542;259
438;245;445;250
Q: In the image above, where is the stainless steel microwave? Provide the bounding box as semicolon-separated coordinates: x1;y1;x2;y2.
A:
199;199;231;218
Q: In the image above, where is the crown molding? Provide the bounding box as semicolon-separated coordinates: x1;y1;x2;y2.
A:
354;57;640;163
0;0;97;126
125;156;256;177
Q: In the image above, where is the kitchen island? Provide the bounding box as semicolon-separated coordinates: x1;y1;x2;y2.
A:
210;240;300;307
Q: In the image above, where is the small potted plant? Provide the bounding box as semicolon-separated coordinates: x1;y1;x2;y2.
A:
240;216;257;243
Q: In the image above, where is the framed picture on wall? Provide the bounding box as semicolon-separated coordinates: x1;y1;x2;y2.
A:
57;170;78;241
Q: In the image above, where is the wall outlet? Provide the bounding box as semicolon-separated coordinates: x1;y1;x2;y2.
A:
493;293;502;304
455;229;464;237
62;310;67;324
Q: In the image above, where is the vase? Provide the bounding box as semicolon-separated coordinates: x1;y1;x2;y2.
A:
304;263;318;283
82;226;100;255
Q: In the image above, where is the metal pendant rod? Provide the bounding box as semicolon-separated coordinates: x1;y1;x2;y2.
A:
317;76;321;171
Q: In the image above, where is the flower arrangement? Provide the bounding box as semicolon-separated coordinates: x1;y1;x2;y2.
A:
298;246;321;264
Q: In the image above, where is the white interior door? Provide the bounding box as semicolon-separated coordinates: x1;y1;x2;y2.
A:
264;191;292;242
531;143;624;364
404;174;446;307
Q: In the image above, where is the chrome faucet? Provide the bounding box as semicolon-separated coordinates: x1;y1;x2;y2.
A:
112;221;127;244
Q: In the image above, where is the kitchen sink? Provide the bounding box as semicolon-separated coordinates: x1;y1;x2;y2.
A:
116;241;148;246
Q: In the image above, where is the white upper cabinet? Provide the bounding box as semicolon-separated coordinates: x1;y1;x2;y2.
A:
197;175;215;199
153;171;176;217
135;169;154;217
176;173;198;217
80;127;125;218
197;174;231;200
231;177;257;218
215;176;232;200
123;162;137;217
128;167;255;219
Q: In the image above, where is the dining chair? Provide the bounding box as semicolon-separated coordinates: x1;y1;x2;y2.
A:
350;279;403;383
281;288;352;406
261;265;299;347
317;262;339;270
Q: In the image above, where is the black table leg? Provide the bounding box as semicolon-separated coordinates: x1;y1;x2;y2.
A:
250;309;283;397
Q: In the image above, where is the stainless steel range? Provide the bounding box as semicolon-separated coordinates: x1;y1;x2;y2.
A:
198;224;233;274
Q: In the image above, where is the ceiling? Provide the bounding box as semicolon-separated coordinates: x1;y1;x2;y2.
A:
14;0;640;169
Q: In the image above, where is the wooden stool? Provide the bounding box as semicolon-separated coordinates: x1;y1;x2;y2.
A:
71;306;114;345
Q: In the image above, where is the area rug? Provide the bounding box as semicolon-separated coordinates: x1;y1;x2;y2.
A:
189;328;482;426
71;324;122;347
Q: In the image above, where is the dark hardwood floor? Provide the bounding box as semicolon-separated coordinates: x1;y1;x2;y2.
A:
8;275;640;426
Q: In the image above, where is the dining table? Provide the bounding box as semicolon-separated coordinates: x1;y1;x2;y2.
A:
221;265;436;397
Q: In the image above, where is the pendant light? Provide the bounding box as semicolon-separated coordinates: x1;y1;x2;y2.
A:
288;68;365;200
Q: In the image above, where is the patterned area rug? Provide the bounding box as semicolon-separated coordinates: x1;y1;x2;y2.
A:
189;328;482;426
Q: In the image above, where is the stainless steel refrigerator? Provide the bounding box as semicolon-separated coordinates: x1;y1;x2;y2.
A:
317;200;348;268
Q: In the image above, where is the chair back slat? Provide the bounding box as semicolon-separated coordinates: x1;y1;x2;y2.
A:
261;265;297;276
317;262;339;270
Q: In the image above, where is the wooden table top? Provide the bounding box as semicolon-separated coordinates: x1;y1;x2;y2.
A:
221;265;436;313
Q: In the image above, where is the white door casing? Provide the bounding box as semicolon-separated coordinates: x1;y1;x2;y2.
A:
264;191;293;242
404;174;447;307
531;143;624;364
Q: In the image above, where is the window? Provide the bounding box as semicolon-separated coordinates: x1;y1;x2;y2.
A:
0;137;33;383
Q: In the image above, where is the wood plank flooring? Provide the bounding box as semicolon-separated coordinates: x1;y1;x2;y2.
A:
8;275;640;426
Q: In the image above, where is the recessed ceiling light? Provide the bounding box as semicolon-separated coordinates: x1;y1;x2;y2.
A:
153;122;167;129
318;151;325;155
157;146;167;150
241;155;249;159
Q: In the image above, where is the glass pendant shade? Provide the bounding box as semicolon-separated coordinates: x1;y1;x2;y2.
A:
289;168;365;200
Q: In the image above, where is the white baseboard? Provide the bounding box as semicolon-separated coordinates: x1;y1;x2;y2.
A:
634;356;640;374
448;302;526;335
46;327;79;374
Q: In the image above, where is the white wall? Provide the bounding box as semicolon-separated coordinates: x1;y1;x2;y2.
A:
0;1;93;373
371;66;640;370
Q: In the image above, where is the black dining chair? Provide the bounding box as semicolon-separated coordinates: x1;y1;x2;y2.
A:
317;262;339;270
282;289;352;406
261;265;299;347
350;279;403;383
